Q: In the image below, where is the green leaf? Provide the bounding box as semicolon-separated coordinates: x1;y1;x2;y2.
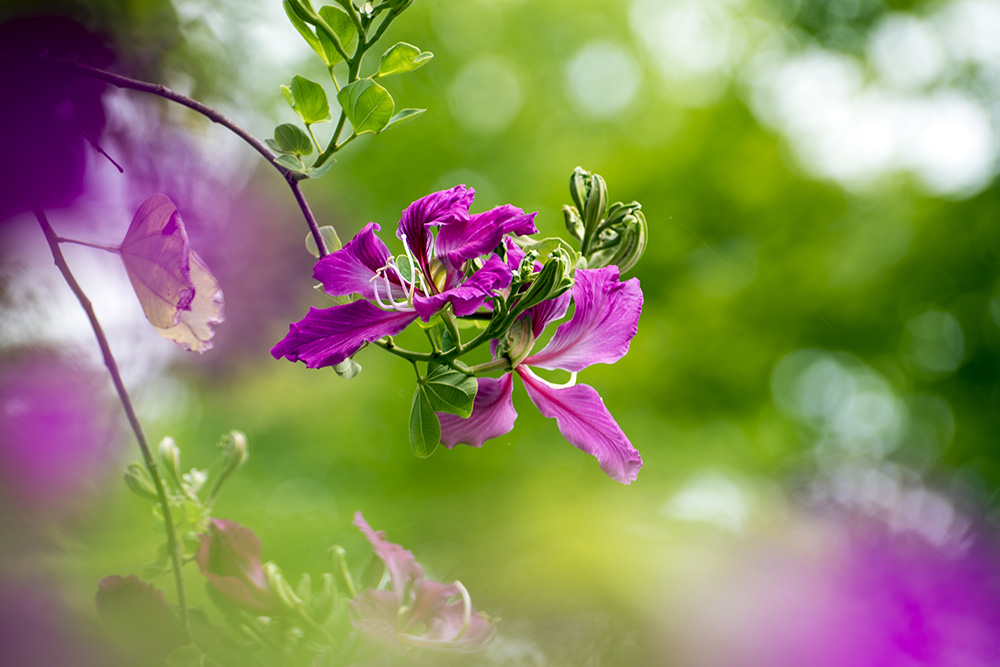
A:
273;123;313;156
274;153;306;173
383;108;425;132
280;84;294;108
290;75;331;125
409;386;440;458
317;5;358;66
336;79;395;135
305;225;343;257
376;42;433;77
283;1;325;62
423;364;478;417
305;158;336;179
333;357;362;379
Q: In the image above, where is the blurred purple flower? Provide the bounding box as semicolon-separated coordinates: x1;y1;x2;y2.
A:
439;266;644;484
0;17;113;223
351;512;495;653
118;193;224;352
271;185;535;369
0;354;113;510
196;518;283;615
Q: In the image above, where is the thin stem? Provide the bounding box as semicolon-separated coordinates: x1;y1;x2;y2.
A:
465;358;511;375
47;58;330;261
374;337;434;363
56;237;121;254
306;123;323;155
442;309;462;350
35;208;192;641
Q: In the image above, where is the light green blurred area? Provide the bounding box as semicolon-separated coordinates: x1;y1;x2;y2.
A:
5;0;1000;664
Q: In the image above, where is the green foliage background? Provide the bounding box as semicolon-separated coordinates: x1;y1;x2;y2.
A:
3;0;1000;664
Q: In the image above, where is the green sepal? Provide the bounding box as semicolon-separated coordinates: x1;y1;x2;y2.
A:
383;108;425;132
336;79;395;135
305;225;343;257
513;236;580;266
271;123;314;156
376;42;433;77
422;363;477;417
317;5;358;66
289;75;332;125
409;385;440;458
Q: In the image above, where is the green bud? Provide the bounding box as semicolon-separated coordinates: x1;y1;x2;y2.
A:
310;573;338;622
563;205;584;242
582;173;608;247
296;573;313;606
329;546;357;598
569;166;591;213
158;437;182;486
513;248;574;317
263;563;303;612
123;463;158;500
586;205;647;275
497;318;534;367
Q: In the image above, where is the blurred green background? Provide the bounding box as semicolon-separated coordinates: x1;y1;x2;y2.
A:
3;0;1000;664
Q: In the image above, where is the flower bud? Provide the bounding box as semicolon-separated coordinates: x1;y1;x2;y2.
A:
196;518;284;615
263;562;303;612
158;437;182;486
296;573;313;606
497;318;535;367
563;205;585;242
513;248;574;316
330;545;357;598
569;166;591;213
123;463;158;500
310;573;338;622
210;430;248;500
582;173;608;243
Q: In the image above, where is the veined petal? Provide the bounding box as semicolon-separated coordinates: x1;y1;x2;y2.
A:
518;366;642;484
525;266;642;372
439;374;517;448
314;222;404;301
152;251;224;353
412;254;512;321
353;512;425;602
271;301;416;369
436;204;538;267
523;290;571;339
397;185;474;270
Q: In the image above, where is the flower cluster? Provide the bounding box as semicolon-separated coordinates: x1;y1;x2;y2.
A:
273;176;645;483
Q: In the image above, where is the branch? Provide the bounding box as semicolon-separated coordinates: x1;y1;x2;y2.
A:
49;58;331;258
35;208;192;641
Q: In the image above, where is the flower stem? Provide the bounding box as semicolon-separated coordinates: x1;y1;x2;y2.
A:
374;337;434;363
34;208;192;642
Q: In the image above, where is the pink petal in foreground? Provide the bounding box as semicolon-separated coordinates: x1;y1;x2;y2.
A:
412;254;513;321
352;512;425;603
397;185;474;269
525;266;641;373
438;374;518;448
436;204;538;267
271;301;416;369
518;366;642;484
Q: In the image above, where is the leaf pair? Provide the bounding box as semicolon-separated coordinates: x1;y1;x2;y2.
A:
409;365;477;457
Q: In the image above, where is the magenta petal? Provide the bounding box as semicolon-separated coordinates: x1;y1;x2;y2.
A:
437;204;538;266
523;290;572;339
518;367;642;484
271;301;416;369
353;512;425;599
412;254;512;321
397;185;474;268
314;222;404;301
439;375;517;448
525;266;642;372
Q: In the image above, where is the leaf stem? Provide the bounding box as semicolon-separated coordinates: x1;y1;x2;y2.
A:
374;337;434;363
56;236;121;254
35;208;192;642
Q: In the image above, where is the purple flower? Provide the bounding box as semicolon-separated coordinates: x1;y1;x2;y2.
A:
271;186;536;369
196;518;283;615
119;194;224;353
439;266;643;484
350;512;495;653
